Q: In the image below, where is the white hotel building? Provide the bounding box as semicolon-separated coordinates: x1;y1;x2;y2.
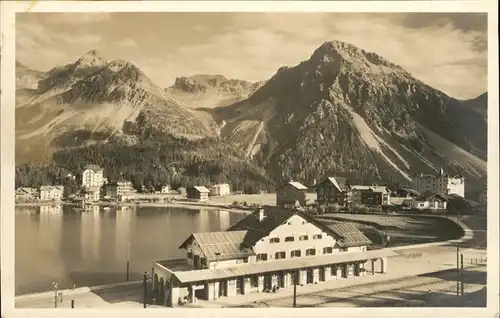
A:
82;164;105;189
153;206;394;307
411;167;465;198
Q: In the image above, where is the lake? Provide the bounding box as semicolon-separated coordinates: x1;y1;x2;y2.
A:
15;204;247;295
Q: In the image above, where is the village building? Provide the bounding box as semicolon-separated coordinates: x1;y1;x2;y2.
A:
187;186;210;202
393;187;421;198
351;186;391;206
210;183;231;197
105;181;136;200
315;177;352;207
407;199;429;210
82;164;104;189
161;185;171;194
39;186;65;201
275;181;308;207
389;188;421;205
152;206;393;307
15;187;39;202
81;186;101;202
426;193;448;211
411;167;465;198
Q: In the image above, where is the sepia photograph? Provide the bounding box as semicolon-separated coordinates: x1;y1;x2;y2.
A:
1;0;498;316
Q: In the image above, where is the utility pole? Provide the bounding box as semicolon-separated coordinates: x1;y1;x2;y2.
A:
143;271;148;308
460;254;464;296
293;269;298;308
52;282;58;308
151;266;155;296
126;241;131;282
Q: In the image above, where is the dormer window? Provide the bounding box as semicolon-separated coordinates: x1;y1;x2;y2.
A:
313;234;323;240
285;236;294;242
270;237;280;243
299;235;308;241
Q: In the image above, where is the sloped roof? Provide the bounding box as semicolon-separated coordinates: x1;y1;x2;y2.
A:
398;188;421;196
275;181;308;191
16;187;38;194
228;206;339;248
314;177;349;191
40;185;64;192
370;186;390;194
426;193;449;202
212;183;230;187
171;249;397;284
351;185;372;191
326;222;373;248
192;186;210;193
179;231;254;261
228;206;299;247
84;164;103;172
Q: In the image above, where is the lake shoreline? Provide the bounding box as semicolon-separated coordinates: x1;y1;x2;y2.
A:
15;200;254;214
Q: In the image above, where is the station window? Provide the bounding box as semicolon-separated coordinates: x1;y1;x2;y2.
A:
256;253;268;261
275;251;286;260
299;235;309;241
323;247;333;254
306;248;316;256
270;237;280;243
285;236;295;242
291;250;301;258
313;234;323;240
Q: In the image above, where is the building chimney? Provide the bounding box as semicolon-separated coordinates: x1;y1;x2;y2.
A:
258;208;265;221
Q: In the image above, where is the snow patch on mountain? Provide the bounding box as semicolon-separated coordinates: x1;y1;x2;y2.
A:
338;103;411;181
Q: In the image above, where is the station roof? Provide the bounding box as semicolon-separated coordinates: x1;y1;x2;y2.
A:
167;249;396;284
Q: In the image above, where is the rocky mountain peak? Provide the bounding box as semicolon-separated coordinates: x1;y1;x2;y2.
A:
74;50;107;69
309;40;408;76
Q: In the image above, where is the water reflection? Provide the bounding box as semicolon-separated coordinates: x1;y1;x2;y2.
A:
80;206;102;262
219;210;230;230
15;205;246;294
39;205;63;252
115;206;136;260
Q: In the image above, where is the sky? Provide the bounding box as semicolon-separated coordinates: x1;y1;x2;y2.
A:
16;12;488;99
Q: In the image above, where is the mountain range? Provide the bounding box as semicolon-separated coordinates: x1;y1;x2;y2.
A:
15;41;487;198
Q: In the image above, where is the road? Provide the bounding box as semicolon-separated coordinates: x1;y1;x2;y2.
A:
15;283;148;309
251;266;486;308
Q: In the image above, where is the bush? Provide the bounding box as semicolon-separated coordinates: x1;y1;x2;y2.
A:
352;203;367;213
